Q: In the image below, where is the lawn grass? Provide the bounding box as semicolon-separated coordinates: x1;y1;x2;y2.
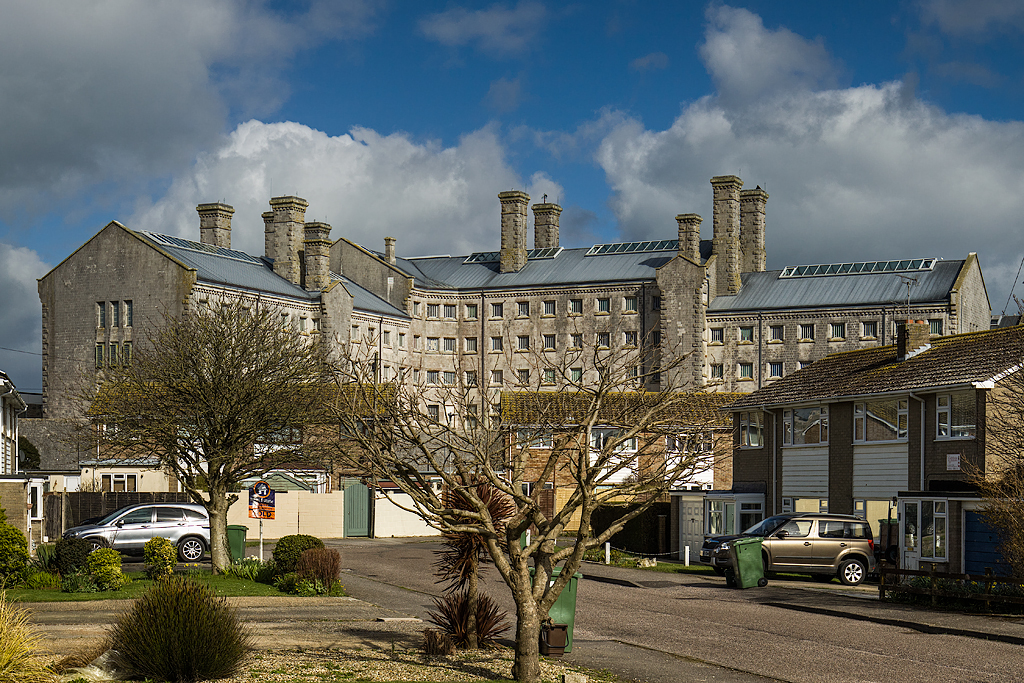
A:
6;571;283;602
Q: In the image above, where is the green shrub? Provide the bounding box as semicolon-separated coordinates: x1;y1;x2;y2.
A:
0;592;54;683
227;557;275;584
144;537;177;580
107;577;254;682
271;534;324;575
272;572;299;593
59;571;97;594
0;524;29;588
426;591;510;649
54;538;92;577
31;543;58;574
87;548;129;591
23;571;59;590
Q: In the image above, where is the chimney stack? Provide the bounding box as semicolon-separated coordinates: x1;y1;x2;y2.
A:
197;202;234;249
897;320;931;361
303;222;332;291
499;190;530;273
675;213;702;263
532;200;561;249
265;196;308;285
384;236;396;265
711;175;743;296
740;186;768;272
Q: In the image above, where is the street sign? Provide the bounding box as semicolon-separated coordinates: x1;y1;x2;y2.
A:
248;480;276;519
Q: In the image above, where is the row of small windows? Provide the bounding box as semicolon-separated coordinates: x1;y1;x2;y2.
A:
709;360;812;380
415;366;658;387
404;331;650;354
97;301;133;328
411;296;658;320
710;319;943;344
95;342;132;368
738;392;976;448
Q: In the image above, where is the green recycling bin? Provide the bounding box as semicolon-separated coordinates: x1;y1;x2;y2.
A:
530;566;582;652
725;537;767;589
225;525;248;563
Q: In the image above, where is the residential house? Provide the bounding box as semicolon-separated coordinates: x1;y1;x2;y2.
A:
721;321;1024;575
0;370;48;549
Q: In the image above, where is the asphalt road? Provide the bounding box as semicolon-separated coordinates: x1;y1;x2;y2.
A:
326;537;1024;683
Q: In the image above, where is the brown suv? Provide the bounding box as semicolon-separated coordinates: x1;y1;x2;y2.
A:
705;513;876;585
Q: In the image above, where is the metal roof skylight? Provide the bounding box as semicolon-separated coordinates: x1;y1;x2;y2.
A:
779;259;938;278
140;232;263;265
463;247;563;264
585;240;679;256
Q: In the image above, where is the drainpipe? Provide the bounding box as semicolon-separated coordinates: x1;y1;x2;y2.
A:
769;408;776;516
757;312;764;389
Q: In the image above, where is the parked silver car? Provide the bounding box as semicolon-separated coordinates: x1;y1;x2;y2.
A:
62;503;210;562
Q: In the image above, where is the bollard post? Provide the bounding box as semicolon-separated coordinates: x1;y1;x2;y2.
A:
605;542;610;565
684;545;690;566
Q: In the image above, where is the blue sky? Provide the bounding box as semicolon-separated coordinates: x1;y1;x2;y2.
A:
3;0;1024;392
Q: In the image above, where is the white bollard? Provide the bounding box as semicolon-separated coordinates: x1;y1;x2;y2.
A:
605;541;611;565
684;545;690;566
526;530;531;547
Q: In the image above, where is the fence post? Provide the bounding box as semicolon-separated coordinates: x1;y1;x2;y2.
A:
878;566;886;601
984;567;993;612
929;563;937;607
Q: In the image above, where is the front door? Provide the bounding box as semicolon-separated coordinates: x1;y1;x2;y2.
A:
900;500;920;570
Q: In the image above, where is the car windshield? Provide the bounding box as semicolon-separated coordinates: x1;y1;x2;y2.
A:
742;515;792;536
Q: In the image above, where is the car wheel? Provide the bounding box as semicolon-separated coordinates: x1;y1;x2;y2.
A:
86;537;109;552
838;558;866;586
178;537;205;562
713;566;726;576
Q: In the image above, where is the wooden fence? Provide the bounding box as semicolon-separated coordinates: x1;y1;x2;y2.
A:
879;565;1024;611
43;491;193;539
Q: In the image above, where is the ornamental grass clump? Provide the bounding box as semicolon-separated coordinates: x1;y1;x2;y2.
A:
107;577;254;683
426;591;510;649
0;592;55;683
144;537;178;580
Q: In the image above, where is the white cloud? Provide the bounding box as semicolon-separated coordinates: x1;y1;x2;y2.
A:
918;0;1024;36
131;120;562;259
593;6;1024;313
0;243;49;390
629;52;669;73
0;0;378;213
700;5;840;107
418;2;547;57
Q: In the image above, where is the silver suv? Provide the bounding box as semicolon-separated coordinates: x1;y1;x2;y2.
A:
704;513;876;585
62;503;210;562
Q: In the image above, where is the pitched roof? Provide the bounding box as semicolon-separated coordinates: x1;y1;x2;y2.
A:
709;259;966;312
134;231;406;318
388;241;714;291
727;325;1024;409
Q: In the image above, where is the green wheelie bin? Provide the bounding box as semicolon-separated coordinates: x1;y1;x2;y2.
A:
530;566;582;652
226;525;248;563
724;537;768;588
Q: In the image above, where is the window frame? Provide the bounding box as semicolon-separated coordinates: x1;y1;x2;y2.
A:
739;411;763;448
782;405;829;446
936;392;976;439
799;323;815;341
854;398;909;443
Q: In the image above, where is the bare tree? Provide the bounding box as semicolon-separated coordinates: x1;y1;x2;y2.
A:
968;328;1024;578
86;299;331;571
330;333;722;682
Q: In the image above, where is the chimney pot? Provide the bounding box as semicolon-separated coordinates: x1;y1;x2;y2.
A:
197;202;234;249
384;236;396;265
897;319;931;361
675;213;702;262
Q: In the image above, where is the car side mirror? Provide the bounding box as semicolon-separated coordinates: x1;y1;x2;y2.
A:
116;520;125;527
775;530;789;539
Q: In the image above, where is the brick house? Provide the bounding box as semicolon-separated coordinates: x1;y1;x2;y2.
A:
721;321;1024;575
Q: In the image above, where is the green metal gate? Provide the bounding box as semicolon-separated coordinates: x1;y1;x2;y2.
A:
342;480;369;537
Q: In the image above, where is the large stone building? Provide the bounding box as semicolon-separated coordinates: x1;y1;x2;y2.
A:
33;175;991;455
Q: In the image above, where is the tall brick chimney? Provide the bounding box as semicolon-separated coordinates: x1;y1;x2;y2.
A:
740;186;768;273
897;320;931;361
265;196;308;285
676;213;702;263
499;190;529;273
303;222;331;291
384;236;396;265
532;200;561;249
197;202;234;249
711;175;743;297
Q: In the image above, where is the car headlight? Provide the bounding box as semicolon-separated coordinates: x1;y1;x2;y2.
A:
718;542;731;551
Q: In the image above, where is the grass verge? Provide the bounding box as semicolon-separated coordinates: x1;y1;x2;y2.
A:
6;571;283;602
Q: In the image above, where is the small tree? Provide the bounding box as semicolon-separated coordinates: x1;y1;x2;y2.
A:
87;299;331;572
17;436;40;471
332;332;724;682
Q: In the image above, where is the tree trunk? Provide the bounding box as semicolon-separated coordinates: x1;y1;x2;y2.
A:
510;591;542;683
467;550;479;649
207;493;231;575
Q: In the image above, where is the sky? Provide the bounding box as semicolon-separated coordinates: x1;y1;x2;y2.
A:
3;0;1024;393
